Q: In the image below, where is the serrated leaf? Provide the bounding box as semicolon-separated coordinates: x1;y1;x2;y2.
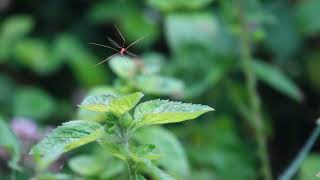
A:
0;117;21;171
30;120;104;156
134;75;184;96
134;99;213;126
79;92;144;116
109;92;144;115
253;60;303;101
79;94;116;112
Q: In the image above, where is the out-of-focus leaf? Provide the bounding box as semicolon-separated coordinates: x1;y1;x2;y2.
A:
30;120;104;163
135;126;190;179
296;0;320;35
186;117;257;180
0;15;34;60
306;54;320;90
141;53;165;75
165;13;230;55
300;154;320;180
138;158;175;180
0;15;34;40
79;92;143;116
14;39;62;74
13;87;55;121
53;34;107;87
121;12;160;47
0;75;15;107
134;75;184;96
265;4;300;59
33;173;73;180
253;60;303;101
147;0;213;11
69;155;103;176
134;99;213;126
109;56;139;79
0;117;21;171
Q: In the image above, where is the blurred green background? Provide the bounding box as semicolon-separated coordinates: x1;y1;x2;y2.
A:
0;0;320;179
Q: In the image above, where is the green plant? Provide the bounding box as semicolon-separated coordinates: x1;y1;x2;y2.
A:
30;92;213;179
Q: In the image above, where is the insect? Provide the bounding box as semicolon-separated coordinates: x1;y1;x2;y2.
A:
90;25;146;67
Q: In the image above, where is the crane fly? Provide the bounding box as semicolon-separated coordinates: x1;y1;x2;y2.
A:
90;25;147;67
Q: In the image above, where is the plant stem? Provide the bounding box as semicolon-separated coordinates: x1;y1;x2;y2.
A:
127;159;138;180
236;0;272;179
278;123;320;180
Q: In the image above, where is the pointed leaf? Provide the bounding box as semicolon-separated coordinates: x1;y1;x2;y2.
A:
79;92;144;116
30;120;104;156
253;60;303;101
134;99;213;126
79;94;116;112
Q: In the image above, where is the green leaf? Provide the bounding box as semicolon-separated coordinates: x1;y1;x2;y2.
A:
68;155;103;176
30;120;104;156
296;0;320;35
253;60;303;101
300;154;320;180
0;15;34;39
135;126;190;179
147;0;213;11
0;117;21;171
134;75;184;96
138;158;176;180
0;15;34;60
14;39;62;74
109;56;139;79
79;92;144;116
13;87;55;121
134;99;213;126
165;13;230;55
79;94;116;112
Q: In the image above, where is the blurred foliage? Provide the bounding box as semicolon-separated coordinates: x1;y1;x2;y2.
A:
0;0;319;179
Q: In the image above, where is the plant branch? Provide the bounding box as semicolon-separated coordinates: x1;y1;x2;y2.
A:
236;0;272;179
278;121;320;180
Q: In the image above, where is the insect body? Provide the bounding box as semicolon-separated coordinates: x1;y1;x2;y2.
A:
90;25;146;67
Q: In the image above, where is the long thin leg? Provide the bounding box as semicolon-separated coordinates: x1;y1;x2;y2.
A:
114;25;125;46
89;43;119;52
107;37;122;48
126;50;138;58
92;53;119;67
126;34;148;50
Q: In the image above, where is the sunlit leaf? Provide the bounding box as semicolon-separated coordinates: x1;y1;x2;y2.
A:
134;99;213;126
30;120;104;156
253;60;303;101
79;92;144;116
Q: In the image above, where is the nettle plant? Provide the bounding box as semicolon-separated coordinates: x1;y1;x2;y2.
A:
30;92;213;179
